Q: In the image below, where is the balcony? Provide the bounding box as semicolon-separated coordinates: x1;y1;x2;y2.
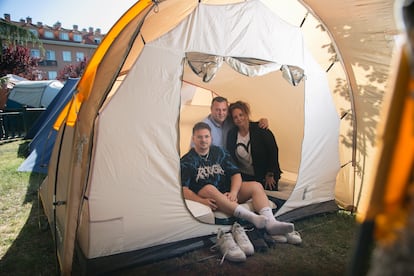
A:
38;60;58;67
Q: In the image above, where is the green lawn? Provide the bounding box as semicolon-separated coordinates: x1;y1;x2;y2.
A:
0;140;358;275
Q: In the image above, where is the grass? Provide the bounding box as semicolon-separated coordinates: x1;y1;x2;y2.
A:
0;140;55;275
0;140;358;275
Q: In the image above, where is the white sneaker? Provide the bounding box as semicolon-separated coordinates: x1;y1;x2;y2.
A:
231;222;255;256
271;234;288;243
286;231;302;245
272;231;302;244
215;229;246;263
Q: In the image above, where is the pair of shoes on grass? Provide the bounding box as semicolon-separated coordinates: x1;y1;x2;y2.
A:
213;222;254;263
271;230;302;245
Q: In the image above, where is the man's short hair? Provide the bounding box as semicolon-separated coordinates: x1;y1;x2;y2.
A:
192;122;211;134
211;96;228;106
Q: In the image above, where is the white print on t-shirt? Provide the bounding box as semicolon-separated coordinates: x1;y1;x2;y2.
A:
196;164;225;182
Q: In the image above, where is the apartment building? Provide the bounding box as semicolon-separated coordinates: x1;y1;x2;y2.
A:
2;13;105;80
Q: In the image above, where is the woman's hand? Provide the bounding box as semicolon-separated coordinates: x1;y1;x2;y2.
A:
265;173;276;190
224;192;238;202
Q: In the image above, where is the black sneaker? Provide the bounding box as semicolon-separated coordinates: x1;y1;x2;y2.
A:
246;228;268;253
261;229;277;247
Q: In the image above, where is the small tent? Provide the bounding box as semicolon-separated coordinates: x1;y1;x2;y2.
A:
38;0;403;274
18;78;79;173
6;80;63;109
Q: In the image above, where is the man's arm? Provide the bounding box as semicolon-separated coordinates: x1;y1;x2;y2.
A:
183;187;217;210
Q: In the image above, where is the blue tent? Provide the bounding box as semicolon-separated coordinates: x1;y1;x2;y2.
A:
18;78;79;173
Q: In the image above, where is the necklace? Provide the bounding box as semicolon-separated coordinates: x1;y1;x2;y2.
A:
198;151;210;161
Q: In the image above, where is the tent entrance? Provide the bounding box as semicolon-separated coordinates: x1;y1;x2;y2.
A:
179;52;306;222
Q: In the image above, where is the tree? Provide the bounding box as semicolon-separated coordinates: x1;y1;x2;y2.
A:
0;44;40;79
0;20;43;79
0;20;42;48
57;57;87;81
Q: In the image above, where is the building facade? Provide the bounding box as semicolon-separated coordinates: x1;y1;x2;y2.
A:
2;13;105;80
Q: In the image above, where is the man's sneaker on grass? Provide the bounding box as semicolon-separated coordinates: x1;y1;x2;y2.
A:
214;229;246;263
271;234;288;243
231;222;254;256
286;231;302;245
272;231;302;245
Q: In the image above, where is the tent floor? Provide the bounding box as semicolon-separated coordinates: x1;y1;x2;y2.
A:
72;234;215;275
276;200;339;222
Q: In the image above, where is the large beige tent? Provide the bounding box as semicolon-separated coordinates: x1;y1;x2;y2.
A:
38;0;406;274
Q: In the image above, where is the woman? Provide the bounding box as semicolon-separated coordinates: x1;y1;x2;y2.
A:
226;101;282;191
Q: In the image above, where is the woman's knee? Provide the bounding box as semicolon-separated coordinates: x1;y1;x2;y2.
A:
243;181;264;191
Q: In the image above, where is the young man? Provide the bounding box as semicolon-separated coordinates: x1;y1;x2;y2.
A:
202;96;268;148
180;122;294;236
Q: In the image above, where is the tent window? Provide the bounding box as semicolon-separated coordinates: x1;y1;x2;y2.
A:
185;52;305;86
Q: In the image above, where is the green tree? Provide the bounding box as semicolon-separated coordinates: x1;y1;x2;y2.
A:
0;19;42;47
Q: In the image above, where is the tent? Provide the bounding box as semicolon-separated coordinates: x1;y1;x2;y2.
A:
24;78;79;140
38;0;404;274
6;80;63;109
18;78;79;173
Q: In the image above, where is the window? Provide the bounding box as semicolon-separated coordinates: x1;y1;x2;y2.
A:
59;32;69;40
46;50;56;60
29;29;38;37
48;71;57;80
94;37;102;44
31;49;40;58
44;31;54;39
73;34;82;42
62;51;72;62
76;52;85;62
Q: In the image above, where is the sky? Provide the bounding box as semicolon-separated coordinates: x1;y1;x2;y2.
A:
0;0;138;33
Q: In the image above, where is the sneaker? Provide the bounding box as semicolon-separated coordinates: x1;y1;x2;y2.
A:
246;228;268;253
286;231;302;245
272;231;302;244
215;229;246;263
231;222;254;256
271;234;288;243
262;230;276;247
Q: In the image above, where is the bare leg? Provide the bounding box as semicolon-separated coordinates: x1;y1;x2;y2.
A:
237;181;269;210
198;184;267;228
198;184;238;215
238;181;294;235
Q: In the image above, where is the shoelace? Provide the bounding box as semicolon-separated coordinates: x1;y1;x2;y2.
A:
209;238;229;265
234;226;250;242
210;234;241;265
220;250;228;265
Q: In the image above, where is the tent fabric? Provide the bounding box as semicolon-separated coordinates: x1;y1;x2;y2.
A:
18;78;78;173
185;52;305;85
24;78;79;140
38;0;403;274
6;80;63;108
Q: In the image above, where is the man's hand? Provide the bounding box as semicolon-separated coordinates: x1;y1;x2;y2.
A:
202;198;218;210
258;118;269;129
